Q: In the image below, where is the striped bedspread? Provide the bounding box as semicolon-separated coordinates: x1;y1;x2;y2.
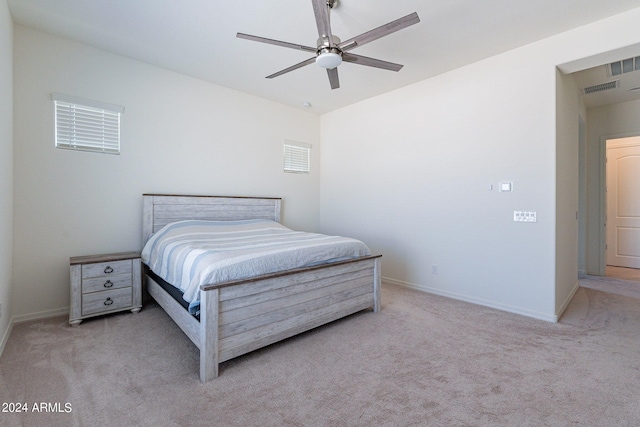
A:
141;219;371;314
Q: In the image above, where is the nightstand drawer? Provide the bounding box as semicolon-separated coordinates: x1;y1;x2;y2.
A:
82;274;132;294
82;287;132;316
82;259;132;279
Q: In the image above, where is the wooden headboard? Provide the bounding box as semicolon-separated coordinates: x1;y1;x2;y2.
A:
142;194;282;244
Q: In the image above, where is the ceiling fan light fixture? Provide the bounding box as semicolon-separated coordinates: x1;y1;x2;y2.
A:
316;51;342;69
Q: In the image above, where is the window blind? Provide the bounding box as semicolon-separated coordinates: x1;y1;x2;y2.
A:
284;140;311;173
53;93;124;155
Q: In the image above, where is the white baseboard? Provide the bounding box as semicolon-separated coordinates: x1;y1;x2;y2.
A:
0;318;14;359
0;307;69;360
11;306;69;324
556;281;580;320
383;276;559;323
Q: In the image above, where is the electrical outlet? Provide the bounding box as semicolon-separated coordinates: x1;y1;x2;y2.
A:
513;211;537;222
431;265;438;274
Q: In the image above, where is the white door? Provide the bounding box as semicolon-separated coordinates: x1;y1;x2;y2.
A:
606;137;640;268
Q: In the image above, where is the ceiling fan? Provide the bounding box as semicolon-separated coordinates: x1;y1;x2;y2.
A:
236;0;420;90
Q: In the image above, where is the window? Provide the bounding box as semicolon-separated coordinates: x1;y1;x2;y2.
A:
283;140;311;174
53;93;124;154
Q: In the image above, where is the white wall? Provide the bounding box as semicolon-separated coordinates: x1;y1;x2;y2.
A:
555;69;584;314
320;8;640;321
0;0;13;349
320;49;557;321
585;98;640;275
12;26;321;320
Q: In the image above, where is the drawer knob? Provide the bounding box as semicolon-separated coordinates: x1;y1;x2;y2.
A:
104;266;114;274
104;297;114;306
103;280;113;288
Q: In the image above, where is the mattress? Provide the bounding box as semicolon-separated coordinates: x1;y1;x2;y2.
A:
141;219;371;315
146;268;191;312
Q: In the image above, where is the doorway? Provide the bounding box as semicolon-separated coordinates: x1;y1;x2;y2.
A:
604;136;640;281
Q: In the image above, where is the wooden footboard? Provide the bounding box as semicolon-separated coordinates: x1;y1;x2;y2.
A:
146;255;381;382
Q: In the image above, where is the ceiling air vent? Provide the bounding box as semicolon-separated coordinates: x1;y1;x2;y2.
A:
609;57;640;76
583;80;619;95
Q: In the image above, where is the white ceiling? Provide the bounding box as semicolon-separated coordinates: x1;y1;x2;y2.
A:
8;0;640;114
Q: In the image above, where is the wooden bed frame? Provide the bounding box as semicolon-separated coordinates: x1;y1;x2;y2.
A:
142;194;381;382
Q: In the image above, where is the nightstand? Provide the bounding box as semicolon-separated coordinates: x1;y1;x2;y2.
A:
69;251;142;326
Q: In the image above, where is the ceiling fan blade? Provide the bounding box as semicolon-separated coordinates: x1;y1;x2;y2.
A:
237;33;316;53
312;0;334;47
342;52;403;72
266;57;316;79
327;67;340;89
338;12;420;51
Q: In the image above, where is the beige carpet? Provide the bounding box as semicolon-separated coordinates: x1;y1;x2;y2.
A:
2;282;640;427
581;267;640;300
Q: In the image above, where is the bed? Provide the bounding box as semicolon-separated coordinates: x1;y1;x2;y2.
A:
142;194;382;382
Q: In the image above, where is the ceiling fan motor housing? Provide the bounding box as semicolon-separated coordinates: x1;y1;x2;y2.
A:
317;35;341;48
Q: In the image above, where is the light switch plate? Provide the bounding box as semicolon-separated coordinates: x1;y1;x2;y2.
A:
500;182;513;192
